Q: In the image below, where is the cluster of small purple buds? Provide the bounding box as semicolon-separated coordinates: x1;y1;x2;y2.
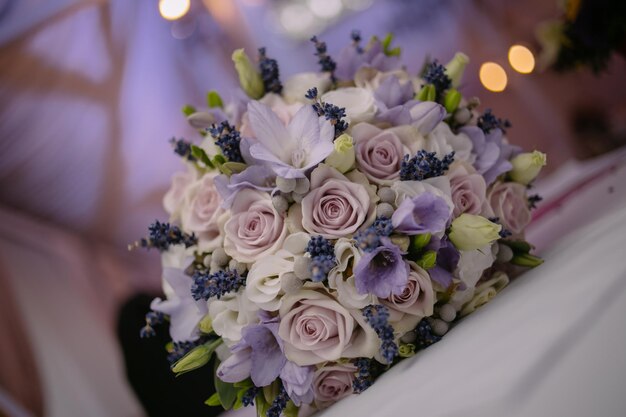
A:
400;150;455;181
306;87;349;138
169;137;196;161
258;47;282;94
422;60;452;98
208;121;244;163
352;358;374;394
355;217;394;252
242;387;259;407
306;236;337;282
362;304;398;363
139;310;165;338
477;108;512;133
413;318;442;350
350;29;364;54
310;36;337;82
140;220;197;251
190;269;246;301
266;385;289;417
528;194;543;209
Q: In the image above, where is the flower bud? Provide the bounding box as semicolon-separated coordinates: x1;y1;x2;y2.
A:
443;88;462;113
449;214;501;251
416;84;436;102
445;52;469;88
409;101;446;135
172;343;215;374
509;151;547;185
232;48;264;99
199;315;213;334
325;133;355;173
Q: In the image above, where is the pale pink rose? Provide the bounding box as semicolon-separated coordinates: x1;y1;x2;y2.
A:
488;181;531;235
223;189;287;263
312;363;357;409
278;289;378;366
301;165;375;238
352;124;404;185
163;169;196;221
381;264;434;334
178;174;224;251
448;163;487;217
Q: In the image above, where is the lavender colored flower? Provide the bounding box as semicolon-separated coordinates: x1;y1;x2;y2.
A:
426;237;460;289
213;165;275;208
391;192;451;235
374;75;414;111
216;316;286;387
335;36;401;81
246;101;335;179
354;237;410;298
280;361;315;406
460;126;521;185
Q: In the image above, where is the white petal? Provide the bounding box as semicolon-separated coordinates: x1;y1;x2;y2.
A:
247;101;292;161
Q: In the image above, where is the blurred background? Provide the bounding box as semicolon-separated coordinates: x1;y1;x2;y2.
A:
0;1;625;416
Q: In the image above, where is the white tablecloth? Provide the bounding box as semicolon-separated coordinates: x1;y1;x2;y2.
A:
316;207;626;417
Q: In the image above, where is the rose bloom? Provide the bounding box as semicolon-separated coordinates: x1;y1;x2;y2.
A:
179;173;224;252
351;123;405;185
448;162;487;217
223;189;287;263
278;288;378;366
312;363;358;409
163;168;196;222
301;164;377;239
487;181;531;235
381;263;434;334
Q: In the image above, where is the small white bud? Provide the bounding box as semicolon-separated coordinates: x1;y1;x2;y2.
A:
438;303;457;322
211;248;230;266
293;256;312;280
276;177;297;193
376;202;395;218
377;187;396;204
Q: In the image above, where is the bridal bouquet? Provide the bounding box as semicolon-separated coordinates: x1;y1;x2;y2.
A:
137;32;546;417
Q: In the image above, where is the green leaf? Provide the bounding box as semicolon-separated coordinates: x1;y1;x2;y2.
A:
416;84;436;102
416;250;437;270
501;240;532;254
182;104;197;116
205;393;221;407
284;400;299;417
214;361;238;410
381;33;401;57
256;391;269;417
191;145;215;169
207;90;224;108
234;379;254;389
511;253;543;267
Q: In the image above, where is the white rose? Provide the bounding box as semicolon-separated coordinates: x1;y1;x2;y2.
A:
454;243;496;289
327;238;377;309
208;291;259;346
354;68;412;92
245;250;295;311
163;167;197;222
283;72;332;104
321;87;377;124
420;123;475;163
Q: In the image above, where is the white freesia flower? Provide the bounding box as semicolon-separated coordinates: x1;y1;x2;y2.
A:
455;243;497;289
245;249;295;311
327;238;377;309
321;87;377;124
208;291;259;346
283;72;331;104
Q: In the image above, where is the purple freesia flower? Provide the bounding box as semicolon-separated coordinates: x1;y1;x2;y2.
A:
216;315;286;387
335;38;401;81
354;237;410;298
374;75;414;110
460;126;521;184
378;99;446;134
246;101;334;179
214;165;275;208
280;361;315;406
426;237;460;289
391;192;451;235
151;266;208;342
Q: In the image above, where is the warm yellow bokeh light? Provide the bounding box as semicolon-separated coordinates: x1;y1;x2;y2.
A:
479;62;508;92
508;45;535;74
159;0;191;20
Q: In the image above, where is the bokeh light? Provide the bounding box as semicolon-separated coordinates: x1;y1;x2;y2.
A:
159;0;191;21
308;0;343;19
508;44;535;74
479;62;508;92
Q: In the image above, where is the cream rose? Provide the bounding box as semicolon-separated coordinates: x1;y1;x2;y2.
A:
488;181;531;235
312;363;357;409
244;249;294;311
327;238;377;310
301;165;376;239
208;291;259;346
223;189;287;263
278;289;378;366
321;87;377;124
381;263;434;334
